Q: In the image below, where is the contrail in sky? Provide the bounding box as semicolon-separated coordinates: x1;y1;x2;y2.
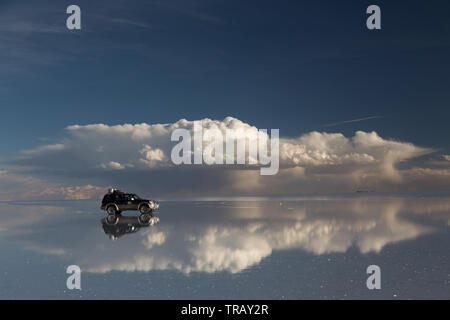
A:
322;116;383;128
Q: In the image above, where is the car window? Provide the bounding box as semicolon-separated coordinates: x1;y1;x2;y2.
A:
123;194;131;200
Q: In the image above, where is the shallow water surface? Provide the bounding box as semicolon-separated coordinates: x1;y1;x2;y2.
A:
0;195;449;299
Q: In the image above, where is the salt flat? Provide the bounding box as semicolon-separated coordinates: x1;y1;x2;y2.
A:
0;195;448;299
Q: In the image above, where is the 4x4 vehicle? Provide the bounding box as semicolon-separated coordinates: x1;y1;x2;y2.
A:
101;188;159;215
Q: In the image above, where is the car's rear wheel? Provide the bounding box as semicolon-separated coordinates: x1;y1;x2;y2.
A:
106;205;117;215
139;204;151;214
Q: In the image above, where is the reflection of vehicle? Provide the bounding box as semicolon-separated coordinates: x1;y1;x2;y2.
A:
101;214;159;240
100;188;159;215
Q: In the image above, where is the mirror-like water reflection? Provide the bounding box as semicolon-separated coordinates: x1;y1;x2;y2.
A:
0;195;449;299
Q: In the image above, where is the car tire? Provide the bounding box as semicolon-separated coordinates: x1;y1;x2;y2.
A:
106;214;119;225
138;213;153;225
106;205;117;215
139;204;151;214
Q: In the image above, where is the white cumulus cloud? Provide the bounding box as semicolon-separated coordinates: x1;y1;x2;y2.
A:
6;116;448;199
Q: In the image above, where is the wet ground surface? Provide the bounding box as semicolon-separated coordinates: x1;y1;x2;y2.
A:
0;195;449;299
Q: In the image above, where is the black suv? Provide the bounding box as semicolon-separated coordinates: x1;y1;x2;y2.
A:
101;189;159;215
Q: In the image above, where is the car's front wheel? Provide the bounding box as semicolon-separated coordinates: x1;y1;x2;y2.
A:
139;204;151;214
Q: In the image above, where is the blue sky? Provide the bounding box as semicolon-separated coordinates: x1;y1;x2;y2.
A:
1;0;449;150
1;0;450;199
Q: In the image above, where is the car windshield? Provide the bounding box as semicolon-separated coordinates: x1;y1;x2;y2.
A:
132;194;141;199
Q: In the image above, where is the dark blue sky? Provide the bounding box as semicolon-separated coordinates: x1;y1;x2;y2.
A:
1;0;449;156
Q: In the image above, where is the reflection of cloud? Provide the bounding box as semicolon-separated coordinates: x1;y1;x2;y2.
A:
7;117;447;199
3;197;448;274
185;226;272;274
0;203;65;232
142;230;167;249
80;198;445;274
0;170;105;201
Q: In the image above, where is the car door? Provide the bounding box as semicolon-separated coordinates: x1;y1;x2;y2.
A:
129;194;140;210
122;193;134;210
114;193;128;211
